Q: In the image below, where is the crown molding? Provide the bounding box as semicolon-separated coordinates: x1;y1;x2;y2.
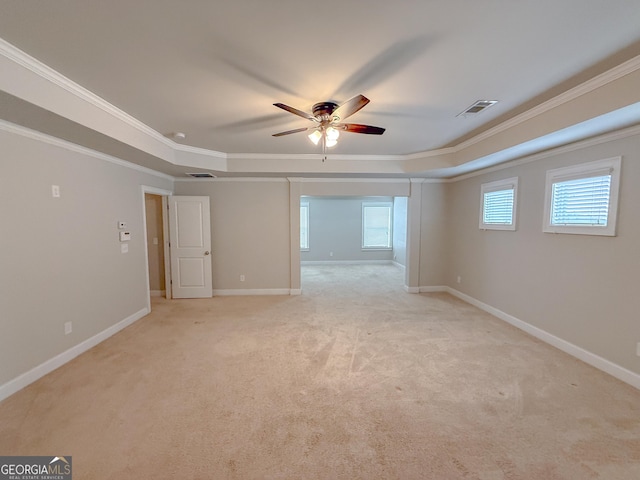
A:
296;177;411;184
0;38;175;148
175;176;287;183
174;142;227;159
453;54;640;153
451;122;640;182
0;119;175;181
2;36;639;174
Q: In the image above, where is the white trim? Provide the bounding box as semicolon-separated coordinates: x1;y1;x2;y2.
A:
452;123;640;182
418;286;448;293
296;177;412;184
227;152;405;161
0;119;174;181
542;157;621;236
141;186;173;312
142;186;173;196
0;308;149;402
150;290;166;297
404;286;421;293
301;260;394;266
479;177;519;231
392;261;406;271
174;143;226;159
2;36;640;174
0;38;175;149
454;55;640;153
174;177;288;183
213;288;293;296
444;287;640;390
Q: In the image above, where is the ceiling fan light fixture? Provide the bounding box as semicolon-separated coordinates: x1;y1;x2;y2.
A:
308;129;322;145
325;137;338;148
326;126;340;141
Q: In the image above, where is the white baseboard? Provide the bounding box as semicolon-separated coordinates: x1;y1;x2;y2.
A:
0;307;149;402
404;285;420;293
444;287;640;390
392;261;406;271
213;288;292;296
301;260;393;266
419;286;448;293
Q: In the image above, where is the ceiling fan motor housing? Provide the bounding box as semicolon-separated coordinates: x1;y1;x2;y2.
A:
312;102;339;120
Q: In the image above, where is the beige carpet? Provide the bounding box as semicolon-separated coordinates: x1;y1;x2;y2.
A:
1;264;639;479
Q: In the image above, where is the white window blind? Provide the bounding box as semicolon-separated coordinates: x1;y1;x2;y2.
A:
479;177;518;231
551;174;611;226
362;203;392;249
300;203;309;250
483;188;514;225
543;157;621;236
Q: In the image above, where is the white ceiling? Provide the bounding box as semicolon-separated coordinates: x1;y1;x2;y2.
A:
1;1;640;176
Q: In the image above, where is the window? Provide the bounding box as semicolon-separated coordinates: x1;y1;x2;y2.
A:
543;157;621;236
362;202;392;249
300;202;309;250
479;177;518;231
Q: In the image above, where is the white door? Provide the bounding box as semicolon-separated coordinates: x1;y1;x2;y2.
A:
168;196;213;298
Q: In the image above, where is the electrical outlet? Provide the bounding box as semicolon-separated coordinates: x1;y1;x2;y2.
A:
457;276;461;284
329;252;333;257
240;275;245;282
64;322;72;335
636;342;640;357
51;185;61;198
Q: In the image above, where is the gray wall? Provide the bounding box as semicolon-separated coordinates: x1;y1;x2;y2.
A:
0;127;172;387
392;196;408;266
173;179;291;291
447;132;640;374
301;196;395;263
2;122;638;395
418;182;449;287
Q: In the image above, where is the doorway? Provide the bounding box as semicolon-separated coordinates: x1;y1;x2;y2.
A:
144;193;167;298
141;186;172;312
299;196;408;292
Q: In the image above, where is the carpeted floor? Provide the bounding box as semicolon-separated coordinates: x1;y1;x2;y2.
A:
0;264;638;479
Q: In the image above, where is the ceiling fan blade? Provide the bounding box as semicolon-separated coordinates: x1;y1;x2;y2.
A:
331;95;370;122
273;103;316;120
337;123;385;135
272;127;309;137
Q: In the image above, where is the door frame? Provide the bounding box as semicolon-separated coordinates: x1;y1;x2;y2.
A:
141;186;173;312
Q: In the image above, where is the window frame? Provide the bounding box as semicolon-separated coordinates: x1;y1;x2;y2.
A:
300;201;309;251
362;202;393;250
479;177;519;231
542;157;621;236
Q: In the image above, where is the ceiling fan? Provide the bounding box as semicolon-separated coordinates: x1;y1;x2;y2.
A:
272;94;385;151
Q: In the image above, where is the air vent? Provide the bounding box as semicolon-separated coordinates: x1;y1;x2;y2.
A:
186;172;216;178
457;100;498;117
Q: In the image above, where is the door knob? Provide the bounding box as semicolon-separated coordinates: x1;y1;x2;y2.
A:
204;251;210;255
